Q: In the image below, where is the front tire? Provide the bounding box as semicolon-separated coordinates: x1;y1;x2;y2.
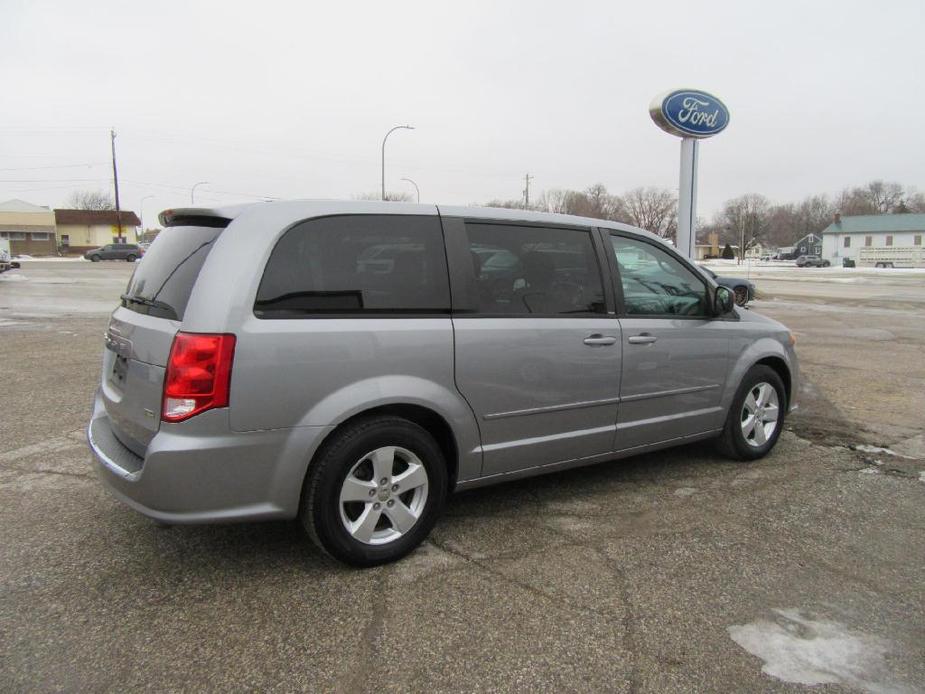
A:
126;254;137;262
90;254;101;262
301;416;448;567
717;365;786;461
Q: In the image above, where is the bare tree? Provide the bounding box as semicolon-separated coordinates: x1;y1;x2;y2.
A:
905;190;925;213
534;188;589;215
836;180;906;215
354;191;414;202
620;187;678;241
718;193;770;262
67;189;114;210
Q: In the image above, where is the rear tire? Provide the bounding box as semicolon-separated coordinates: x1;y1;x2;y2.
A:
716;365;786;461
301;416;448;567
733;286;749;306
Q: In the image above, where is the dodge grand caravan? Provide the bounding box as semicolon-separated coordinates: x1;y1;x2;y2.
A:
88;201;799;566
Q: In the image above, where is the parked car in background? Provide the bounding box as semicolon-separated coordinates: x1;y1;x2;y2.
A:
699;266;755;306
795;255;830;267
84;243;143;262
88;201;799;567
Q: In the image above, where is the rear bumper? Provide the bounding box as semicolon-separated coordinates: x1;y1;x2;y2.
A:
88;390;332;524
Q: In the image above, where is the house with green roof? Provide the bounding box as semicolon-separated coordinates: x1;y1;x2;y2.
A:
821;213;925;264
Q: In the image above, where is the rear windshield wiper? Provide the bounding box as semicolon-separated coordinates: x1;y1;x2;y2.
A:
120;294;178;319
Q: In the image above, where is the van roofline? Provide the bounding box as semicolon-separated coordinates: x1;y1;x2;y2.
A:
157;199;665;244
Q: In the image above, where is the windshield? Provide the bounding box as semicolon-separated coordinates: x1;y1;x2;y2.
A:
122;225;224;320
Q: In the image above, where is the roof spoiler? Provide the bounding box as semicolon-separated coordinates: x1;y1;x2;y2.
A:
159;208;234;228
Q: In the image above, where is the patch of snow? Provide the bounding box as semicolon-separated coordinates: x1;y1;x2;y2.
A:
919;472;925;484
15;256;86;262
673;487;697;497
728;608;903;693
854;444;901;457
0;273;27;282
858;467;880;474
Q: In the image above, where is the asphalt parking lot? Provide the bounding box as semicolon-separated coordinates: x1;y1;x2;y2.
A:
1;262;923;693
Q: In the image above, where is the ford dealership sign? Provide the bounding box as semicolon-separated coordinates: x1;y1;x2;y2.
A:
649;89;729;138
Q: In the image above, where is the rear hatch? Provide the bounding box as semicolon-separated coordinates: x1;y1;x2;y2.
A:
101;215;229;456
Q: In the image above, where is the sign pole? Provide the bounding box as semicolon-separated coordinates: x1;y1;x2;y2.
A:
677;137;698;259
649;89;729;260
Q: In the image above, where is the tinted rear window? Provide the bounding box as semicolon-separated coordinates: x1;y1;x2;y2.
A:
255;214;450;317
122;225;223;320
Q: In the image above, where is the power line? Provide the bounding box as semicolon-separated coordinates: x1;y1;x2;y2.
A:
0;177;111;183
0;162;107;172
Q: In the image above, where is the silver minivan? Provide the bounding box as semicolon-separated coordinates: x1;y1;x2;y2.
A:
88;201;799;566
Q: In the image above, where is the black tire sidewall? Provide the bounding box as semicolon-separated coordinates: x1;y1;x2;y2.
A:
726;366;786;460
305;418;447;567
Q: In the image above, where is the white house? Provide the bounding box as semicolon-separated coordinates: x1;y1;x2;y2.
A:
821;213;925;264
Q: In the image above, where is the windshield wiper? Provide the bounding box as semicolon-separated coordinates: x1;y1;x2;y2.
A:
120;294;177;319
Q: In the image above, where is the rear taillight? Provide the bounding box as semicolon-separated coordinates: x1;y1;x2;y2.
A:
162;332;236;422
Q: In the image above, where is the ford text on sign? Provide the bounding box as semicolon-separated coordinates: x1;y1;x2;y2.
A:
649;89;729;138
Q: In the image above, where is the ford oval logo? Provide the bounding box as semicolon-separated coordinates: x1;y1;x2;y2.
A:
649;89;729;139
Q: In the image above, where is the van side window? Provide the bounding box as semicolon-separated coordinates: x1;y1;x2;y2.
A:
464;223;606;315
255;215;450;317
609;235;708;317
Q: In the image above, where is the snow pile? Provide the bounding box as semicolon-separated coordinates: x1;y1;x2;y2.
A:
728;608;903;692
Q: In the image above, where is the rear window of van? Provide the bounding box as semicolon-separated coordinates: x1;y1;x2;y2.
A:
121;225;224;320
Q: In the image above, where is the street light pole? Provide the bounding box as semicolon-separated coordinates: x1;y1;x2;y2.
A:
381;125;414;200
191;181;209;204
400;177;420;203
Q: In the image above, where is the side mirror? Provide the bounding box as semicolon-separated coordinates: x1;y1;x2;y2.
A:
714;286;734;315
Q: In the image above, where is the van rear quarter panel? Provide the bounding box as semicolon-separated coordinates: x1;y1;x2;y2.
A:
178;202;483;484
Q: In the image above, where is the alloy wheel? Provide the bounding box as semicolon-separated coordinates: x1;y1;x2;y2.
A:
740;382;780;447
338;446;429;545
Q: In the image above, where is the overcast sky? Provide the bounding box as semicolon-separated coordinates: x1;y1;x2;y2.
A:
2;0;923;225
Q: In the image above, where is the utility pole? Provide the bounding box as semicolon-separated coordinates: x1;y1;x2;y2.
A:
110;128;123;241
523;173;533;210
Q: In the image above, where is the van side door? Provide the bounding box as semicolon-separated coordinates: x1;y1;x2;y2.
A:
601;231;729;450
446;217;622;478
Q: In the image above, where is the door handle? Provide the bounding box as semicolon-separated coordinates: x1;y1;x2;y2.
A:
583;334;618;346
627;334;658;345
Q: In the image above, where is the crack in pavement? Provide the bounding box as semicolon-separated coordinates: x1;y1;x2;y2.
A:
336;571;388;694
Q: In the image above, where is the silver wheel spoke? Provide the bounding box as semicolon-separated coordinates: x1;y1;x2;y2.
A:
744;392;758;414
368;446;396;482
340;476;376;503
392;463;427;493
349;504;382;543
753;421;768;445
742;414;757;437
763;404;779;422
384;499;418;533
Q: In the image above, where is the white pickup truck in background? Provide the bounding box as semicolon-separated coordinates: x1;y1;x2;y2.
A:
858;246;925;268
